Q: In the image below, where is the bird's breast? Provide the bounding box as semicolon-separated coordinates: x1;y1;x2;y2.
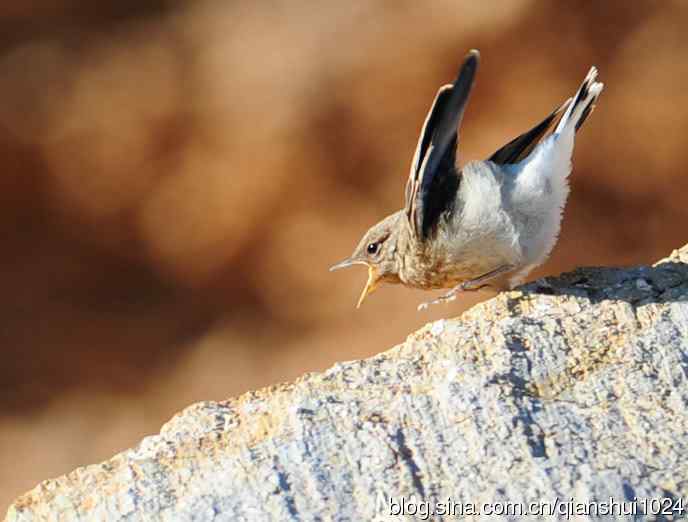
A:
398;248;487;290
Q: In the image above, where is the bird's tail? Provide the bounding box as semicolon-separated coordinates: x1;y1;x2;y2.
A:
554;66;604;135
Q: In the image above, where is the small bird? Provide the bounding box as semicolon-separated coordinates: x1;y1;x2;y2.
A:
330;50;603;310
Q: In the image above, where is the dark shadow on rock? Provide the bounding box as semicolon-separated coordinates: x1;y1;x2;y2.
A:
518;261;688;306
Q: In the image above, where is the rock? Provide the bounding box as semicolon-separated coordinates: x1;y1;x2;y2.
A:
6;245;688;521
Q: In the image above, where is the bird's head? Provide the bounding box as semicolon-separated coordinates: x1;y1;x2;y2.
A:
330;211;405;307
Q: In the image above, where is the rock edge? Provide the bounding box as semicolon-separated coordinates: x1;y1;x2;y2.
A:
6;245;688;521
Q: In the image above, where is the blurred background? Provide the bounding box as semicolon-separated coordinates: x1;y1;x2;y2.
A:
1;0;687;509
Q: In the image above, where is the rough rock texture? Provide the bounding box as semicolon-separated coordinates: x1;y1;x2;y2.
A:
7;245;688;521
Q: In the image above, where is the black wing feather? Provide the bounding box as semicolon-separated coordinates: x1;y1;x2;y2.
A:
489;99;570;165
405;50;479;240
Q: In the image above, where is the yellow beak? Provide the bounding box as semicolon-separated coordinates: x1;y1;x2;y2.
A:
356;266;381;308
330;258;381;308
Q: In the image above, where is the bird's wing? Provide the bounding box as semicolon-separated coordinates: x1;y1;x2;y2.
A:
404;50;479;240
488;98;571;166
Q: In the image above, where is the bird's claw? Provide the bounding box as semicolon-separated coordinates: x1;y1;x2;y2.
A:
417;287;462;311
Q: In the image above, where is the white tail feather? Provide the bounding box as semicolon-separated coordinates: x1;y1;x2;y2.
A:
555;66;604;135
507;65;603;284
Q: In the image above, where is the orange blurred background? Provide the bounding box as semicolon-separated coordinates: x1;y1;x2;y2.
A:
1;0;687;509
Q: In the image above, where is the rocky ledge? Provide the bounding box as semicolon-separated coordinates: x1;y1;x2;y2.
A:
6;245;688;521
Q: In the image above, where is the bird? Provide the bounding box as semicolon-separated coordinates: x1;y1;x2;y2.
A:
330;49;603;311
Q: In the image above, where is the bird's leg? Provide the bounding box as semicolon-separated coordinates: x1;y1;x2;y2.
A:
417;264;514;311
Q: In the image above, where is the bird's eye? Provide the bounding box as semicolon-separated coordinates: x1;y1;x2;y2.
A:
367;242;379;255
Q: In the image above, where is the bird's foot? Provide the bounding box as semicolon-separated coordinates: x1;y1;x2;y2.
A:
417;284;467;311
417;264;515;311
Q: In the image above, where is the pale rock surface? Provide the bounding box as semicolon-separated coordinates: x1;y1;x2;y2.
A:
6;245;688;521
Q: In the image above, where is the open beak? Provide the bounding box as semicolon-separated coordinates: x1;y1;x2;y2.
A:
356;266;381;308
329;258;381;308
329;258;361;272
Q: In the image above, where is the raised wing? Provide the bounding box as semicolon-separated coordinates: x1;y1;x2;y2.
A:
488;98;571;165
404;50;479;240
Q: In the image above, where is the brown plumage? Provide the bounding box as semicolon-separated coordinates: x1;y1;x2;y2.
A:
330;50;603;310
